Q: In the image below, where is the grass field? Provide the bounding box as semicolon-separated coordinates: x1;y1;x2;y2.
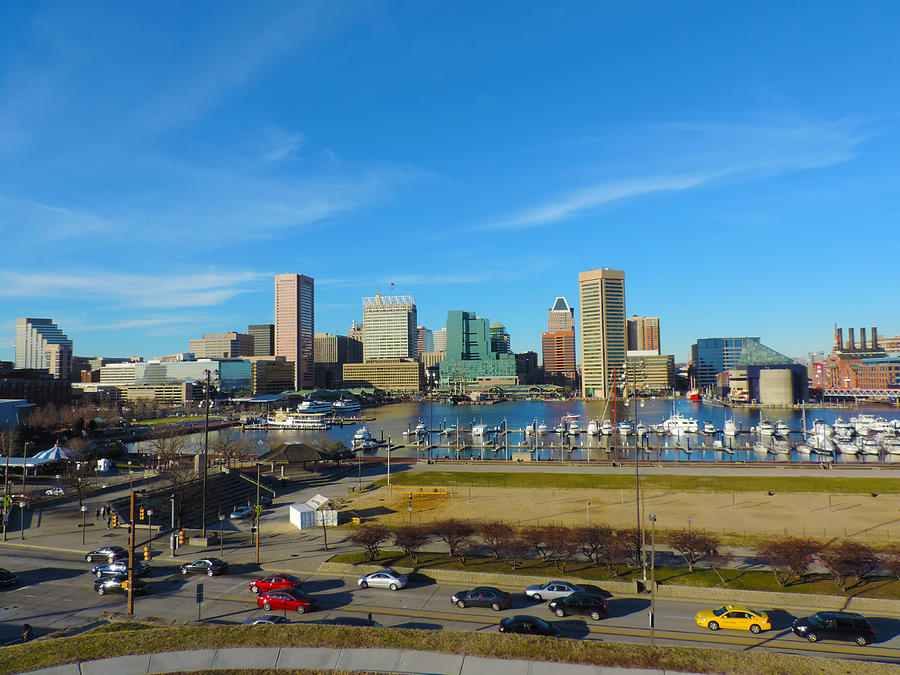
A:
377;471;900;495
1;622;895;675
331;550;900;599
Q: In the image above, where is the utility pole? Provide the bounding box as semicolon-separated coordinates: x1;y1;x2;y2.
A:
386;436;391;487
202;369;210;538
255;463;261;564
649;513;657;647
127;489;135;614
627;361;645;585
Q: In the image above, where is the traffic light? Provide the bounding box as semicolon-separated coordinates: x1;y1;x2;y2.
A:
178;529;186;546
111;514;118;528
143;544;151;561
139;507;145;520
121;580;131;590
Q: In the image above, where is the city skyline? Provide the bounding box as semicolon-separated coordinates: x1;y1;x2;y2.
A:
2;3;900;362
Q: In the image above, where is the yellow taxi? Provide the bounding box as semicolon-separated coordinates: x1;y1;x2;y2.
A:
695;604;771;633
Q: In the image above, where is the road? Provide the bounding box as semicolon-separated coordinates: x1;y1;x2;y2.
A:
2;547;899;665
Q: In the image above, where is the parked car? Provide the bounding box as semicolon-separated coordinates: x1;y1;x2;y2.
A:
180;558;228;576
85;546;128;563
45;487;65;496
524;581;582;602
91;560;150;578
242;614;289;625
451;586;512;611
791;611;876;646
0;568;19;588
249;574;302;594
695;605;771;633
499;615;561;636
229;505;254;520
94;577;148;595
258;495;273;507
257;588;316;614
548;592;608;620
358;568;407;591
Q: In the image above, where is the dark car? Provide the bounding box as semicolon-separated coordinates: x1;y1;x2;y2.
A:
548;592;608;620
93;577;148;595
499;615;562;637
249;574;301;594
242;614;289;625
85;546;128;563
257;588;316;614
0;568;19;588
91;560;150;578
451;586;512;611
180;558;228;576
792;611;876;646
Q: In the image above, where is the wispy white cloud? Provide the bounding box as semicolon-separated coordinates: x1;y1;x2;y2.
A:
262;130;305;164
483;118;867;231
0;270;268;308
78;317;193;331
0;194;118;239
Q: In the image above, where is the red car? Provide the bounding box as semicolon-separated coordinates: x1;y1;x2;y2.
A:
257;588;316;614
249;574;302;594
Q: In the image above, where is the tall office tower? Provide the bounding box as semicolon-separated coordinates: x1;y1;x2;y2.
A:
433;327;447;353
15;318;74;379
578;268;626;399
490;322;511;354
188;331;254;359
542;330;576;380
348;320;364;343
274;273;315;389
446;311;491;360
627;316;661;353
547;297;575;331
248;324;275;356
416;326;434;358
362;295;417;360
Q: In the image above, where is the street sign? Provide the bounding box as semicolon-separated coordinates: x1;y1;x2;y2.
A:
195;583;204;603
254;505;263;516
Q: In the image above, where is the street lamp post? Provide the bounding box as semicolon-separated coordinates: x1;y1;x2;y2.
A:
202;369;210;538
218;513;225;556
81;505;87;546
147;509;154;546
688;515;693;534
19;501;25;540
586;501;590;523
625;362;646;585
648;513;657;647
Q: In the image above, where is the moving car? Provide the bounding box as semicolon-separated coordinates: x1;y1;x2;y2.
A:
357;568;408;591
524;581;582;602
229;505;254;520
242;614;289;625
791;611;876;646
548;592;608;620
94;577;148;595
45;487;65;496
0;568;19;588
249;574;302;594
695;605;771;633
451;586;512;611
85;546;128;563
180;558;228;576
499;615;562;636
257;588;316;614
91;560;150;578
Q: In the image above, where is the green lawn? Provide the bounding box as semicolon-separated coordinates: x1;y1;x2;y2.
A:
1;623;894;675
331;549;900;599
380;471;900;494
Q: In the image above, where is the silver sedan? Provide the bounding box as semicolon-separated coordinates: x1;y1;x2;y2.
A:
357;568;408;591
524;581;582;601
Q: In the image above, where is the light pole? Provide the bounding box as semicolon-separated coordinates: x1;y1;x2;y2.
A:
218;513;225;556
147;509;154;546
648;513;657;647
81;505;87;545
624;362;645;585
202;369;210;538
19;501;25;540
586;501;590;523
688;515;693;533
386;435;391;488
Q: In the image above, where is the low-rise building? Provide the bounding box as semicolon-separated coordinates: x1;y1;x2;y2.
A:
342;359;424;392
189;331;255;359
625;351;674;394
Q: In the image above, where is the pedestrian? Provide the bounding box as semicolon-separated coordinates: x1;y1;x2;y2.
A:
95;507;100;519
106;515;111;530
22;624;32;643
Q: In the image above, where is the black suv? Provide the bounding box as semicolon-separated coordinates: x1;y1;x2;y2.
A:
499;615;561;636
548;592;608;620
792;611;876;646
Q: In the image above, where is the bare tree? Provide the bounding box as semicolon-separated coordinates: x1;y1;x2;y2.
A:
666;529;720;572
543;526;579;572
616;527;644;568
59;461;96;508
520;525;549;560
818;540;878;591
479;521;514;560
430;519;475;558
754;537;820;587
149;427;194;526
878;546;900;579
706;550;734;586
210;436;252;468
574;524;615;568
392;525;429;563
349;524;391;561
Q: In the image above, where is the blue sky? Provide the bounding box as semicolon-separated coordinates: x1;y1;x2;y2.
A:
2;1;899;363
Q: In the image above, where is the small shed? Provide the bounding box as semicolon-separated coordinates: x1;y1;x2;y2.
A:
289;504;316;530
289;493;339;530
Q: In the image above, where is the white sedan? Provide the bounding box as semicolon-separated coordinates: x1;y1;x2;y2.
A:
357;568;408;591
229;505;254;519
524;581;582;601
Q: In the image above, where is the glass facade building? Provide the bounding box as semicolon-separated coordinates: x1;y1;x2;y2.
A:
692;337;760;389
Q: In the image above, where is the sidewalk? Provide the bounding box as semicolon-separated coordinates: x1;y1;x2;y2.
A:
17;646;698;675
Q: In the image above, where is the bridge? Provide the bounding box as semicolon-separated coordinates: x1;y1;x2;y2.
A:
822;387;900;401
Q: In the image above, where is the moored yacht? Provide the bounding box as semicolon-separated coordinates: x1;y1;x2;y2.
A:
662;413;699;435
617;420;633;436
723;419;737;436
757;419;775;436
569;421;581;435
702;421;717;435
537;421;548;434
774;421;790;436
297;399;333;414
472;423;487;436
600;420;613;435
331;397;361;413
352;426;373;446
586;420;599;436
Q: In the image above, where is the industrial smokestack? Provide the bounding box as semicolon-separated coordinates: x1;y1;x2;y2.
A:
860;327;867;350
849;328;855;350
872;327;879;349
836;327;843;349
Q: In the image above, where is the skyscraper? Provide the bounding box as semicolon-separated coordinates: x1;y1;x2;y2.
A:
248;324;275;356
627;316;661;353
416;326;434;358
547;297;575;331
362;295;417;360
578;268;626;399
15;318;73;379
274;273;315;389
489;322;511;354
433;327;447;353
542;296;576;383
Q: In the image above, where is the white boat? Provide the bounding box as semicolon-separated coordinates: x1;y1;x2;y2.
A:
850;414;876;435
442;425;456;436
537;422;548;434
472;423;487;436
586;420;599;436
599;420;613;435
702;421;717;435
297;399;333;414
332;398;361;413
635;421;647;436
752;442;768;454
569;422;580;435
617;420;633;436
524;422;535;435
352;426;373;445
795;443;812;455
882;438;900;455
770;439;792;455
836;442;859;455
758;419;775;436
811;420;833;439
832;417;853;439
859;439;880;456
774;421;790;436
723;419;737;437
562;413;579;422
414;421;427;435
265;412;329;430
662;413;699;435
554;423;566;435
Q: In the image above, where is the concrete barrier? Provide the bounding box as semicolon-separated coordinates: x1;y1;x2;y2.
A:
318;561;900;613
